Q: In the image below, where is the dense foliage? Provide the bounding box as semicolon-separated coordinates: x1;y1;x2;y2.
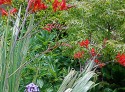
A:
0;0;125;92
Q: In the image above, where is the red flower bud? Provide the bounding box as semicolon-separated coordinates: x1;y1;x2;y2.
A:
10;8;18;15
90;48;96;56
98;63;105;68
94;59;99;63
74;51;84;59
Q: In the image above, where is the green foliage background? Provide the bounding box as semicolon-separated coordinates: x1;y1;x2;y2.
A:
1;0;125;92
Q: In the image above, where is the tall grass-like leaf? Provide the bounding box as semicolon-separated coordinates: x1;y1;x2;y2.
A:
58;61;96;92
0;7;34;92
57;69;78;92
72;72;95;92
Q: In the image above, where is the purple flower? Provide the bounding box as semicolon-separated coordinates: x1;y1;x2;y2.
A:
25;83;40;92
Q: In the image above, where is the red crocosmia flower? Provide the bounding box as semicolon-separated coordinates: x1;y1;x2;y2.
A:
98;63;105;68
74;51;84;59
60;0;74;10
0;0;12;5
90;48;96;56
0;8;17;16
60;0;67;10
93;59;105;68
94;59;99;63
52;0;60;12
79;39;90;48
0;8;8;16
28;0;47;13
10;8;18;14
116;53;125;66
52;0;74;12
0;1;4;5
40;3;47;10
84;39;90;48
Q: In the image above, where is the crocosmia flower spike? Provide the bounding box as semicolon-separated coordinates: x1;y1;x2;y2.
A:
28;0;47;13
116;53;125;66
79;39;90;48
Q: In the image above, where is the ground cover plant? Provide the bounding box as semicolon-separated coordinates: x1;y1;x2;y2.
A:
0;0;125;92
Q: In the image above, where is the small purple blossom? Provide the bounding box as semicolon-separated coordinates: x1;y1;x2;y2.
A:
25;83;40;92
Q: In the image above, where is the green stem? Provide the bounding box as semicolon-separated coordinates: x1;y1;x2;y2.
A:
79;60;82;73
